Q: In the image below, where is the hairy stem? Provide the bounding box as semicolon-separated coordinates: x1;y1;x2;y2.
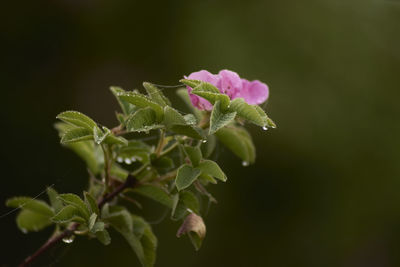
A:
19;175;138;267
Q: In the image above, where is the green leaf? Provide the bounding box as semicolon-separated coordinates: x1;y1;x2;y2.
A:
56;111;97;130
133;185;173;208
143;82;170;107
104;134;128;146
228;98;266;126
183;114;197;125
117;92;164;121
6;197;53;216
110;163;129;180
215;126;256;164
176;213;206;251
110;86;137;115
180;191;200;214
170;125;204;140
47;188;63;213
197;160;227;182
209;101;236;135
88;213;97;230
93;126;110;145
84;192;99;216
152;156;174;171
179;79;202;89
175;164;201;191
163;106;187;126
55;122;102;174
198;173;218;185
191;82;230;110
58;194;90;220
104;209;147;267
118;140;153;164
131;215;157;267
200;134;216;158
96;229;111;245
61;127;93;144
126;107;162;132
91;221;105;233
176;88;203;120
171;194;187;221
183;146;202;166
16;210;52;232
254;105;277;128
51;205;86;223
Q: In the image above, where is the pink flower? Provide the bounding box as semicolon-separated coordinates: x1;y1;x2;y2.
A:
239;79;269;105
185;70;219;110
185;69;269;110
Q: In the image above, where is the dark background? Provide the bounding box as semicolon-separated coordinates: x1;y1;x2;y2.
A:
1;0;400;266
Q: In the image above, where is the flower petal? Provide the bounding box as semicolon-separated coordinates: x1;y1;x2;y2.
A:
239;79;269;105
185;70;220;110
218;69;242;98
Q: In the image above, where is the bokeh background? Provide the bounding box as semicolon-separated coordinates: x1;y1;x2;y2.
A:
1;0;400;266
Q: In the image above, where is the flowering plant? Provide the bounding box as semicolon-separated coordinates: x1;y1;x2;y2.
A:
6;70;276;266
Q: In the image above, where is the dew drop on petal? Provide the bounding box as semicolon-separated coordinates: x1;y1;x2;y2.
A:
242;161;249;167
117;157;123;163
62;235;75;244
124;158;132;164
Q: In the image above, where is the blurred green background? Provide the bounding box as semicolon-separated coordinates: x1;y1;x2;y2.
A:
1;0;400;266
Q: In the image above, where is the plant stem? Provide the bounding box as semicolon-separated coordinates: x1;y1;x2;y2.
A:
155;129;166;157
19;175;138;267
101;144;111;190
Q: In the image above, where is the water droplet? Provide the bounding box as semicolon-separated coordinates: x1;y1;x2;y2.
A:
186;208;193;213
21;228;28;234
124;158;132;164
62;235;75;244
242;161;249;167
146;166;151;171
117;157;123;163
131;156;137;162
271;125;276;129
262;126;268;131
202;139;207;143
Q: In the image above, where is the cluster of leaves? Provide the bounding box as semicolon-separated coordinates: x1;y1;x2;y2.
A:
6;80;275;266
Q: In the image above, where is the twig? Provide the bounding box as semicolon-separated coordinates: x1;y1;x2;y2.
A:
19;175;138;267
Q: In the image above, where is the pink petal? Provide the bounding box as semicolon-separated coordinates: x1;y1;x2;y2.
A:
218;69;242;98
239;79;269;105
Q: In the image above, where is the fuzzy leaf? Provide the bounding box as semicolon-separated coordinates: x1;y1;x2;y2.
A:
96;229;111;245
6;197;53;217
215;126;256;164
183;146;202;167
175;164;201;191
58;194;90;220
126;107;162;132
171;194;187;221
61;127;93;144
84;192;99;216
133;185;173;208
170;125;204;140
197;160;227;182
179;79;202;89
143;82;170;107
93;126;110;145
51;205;86;223
16;210;52;232
176;88;203;120
228;98;266;126
180;191;200;214
117;92;164;121
254;105;276;128
47;188;64;213
56;111;97;130
110;86;137;115
209;101;236;135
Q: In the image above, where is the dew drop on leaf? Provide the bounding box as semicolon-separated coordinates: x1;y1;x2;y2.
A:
117;157;124;163
62;235;75;244
242;161;249;167
124;158;132;164
262;126;268;131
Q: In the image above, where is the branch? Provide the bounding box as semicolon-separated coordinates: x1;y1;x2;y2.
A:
19;175;138;267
